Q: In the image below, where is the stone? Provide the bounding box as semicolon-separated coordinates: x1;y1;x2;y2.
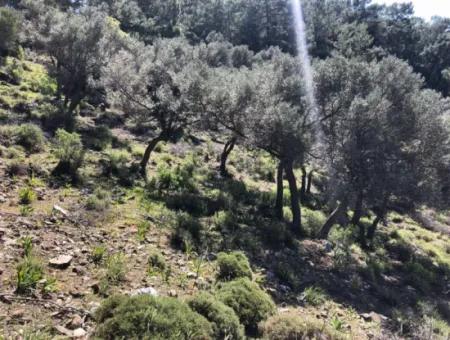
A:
68;314;83;329
49;255;73;269
73;328;87;338
130;287;158;297
168;289;178;297
52;205;69;218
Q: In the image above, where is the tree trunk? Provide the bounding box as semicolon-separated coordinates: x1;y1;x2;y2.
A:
351;191;363;225
220;137;236;177
140;134;164;179
318;197;348;239
300;166;307;203
357;223;367;249
306;170;314;194
283;159;302;236
367;215;381;241
275;161;284;220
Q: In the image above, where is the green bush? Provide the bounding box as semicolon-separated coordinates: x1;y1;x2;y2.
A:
52;129;84;179
216;251;252;281
150;160;197;194
303;286;328;306
18;186;36;205
86;188;111;212
188;292;244;340
302;208;327;237
90;245;107;264
216;278;275;333
260;310;344;340
148;251;167;272
16;256;44;294
14;124;45;153
87;125;113;151
95;295;213;339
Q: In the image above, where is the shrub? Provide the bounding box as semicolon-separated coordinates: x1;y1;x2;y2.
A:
14;124;45;153
165;193;208;216
94;295;213;339
260;310;344;340
86;188;111;212
104;253;126;284
148;251;166;273
216;251;252;281
87;125;113;151
172;213;203;249
261;221;290;249
16;256;44;294
52;129;84;180
302;208;327;237
188;292;244;340
18;186;36;205
303;286;327;306
6;159;28;177
216;278;275;333
91;245;107;264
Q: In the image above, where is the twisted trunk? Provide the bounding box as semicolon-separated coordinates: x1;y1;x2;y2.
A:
306;170;314;194
283;159;302;236
220;137;237;177
300;166;307;203
275;161;284;220
318;197;348;239
140;133;165;179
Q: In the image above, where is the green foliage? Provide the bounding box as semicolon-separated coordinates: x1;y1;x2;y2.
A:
87;125;113;150
104;252;126;284
188;292;244;340
216;251;252;281
137;221;150;241
148;250;167;273
260;310;345;340
94;295;213;339
216;278;275;333
16;256;44;295
303;286;327;306
53;129;84;178
150;158;197;194
302;207;326;237
14;124;45;153
91;245;107;264
86;188;111;212
0;8;21;57
20;236;33;257
18;186;36;205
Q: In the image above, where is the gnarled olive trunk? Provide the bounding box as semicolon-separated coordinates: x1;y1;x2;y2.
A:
275;161;284;220
306;170;314;194
300;166;307;203
283;159;302;236
140;134;165;179
351;191;364;226
318;197;348;239
220;137;237;177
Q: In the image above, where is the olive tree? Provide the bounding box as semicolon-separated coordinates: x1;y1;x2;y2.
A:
42;7;123;129
315;55;450;246
245;51;315;235
103;38;209;178
0;7;21;58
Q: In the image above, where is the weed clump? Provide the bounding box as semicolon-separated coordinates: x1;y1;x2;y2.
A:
188;292;244;340
52;129;84;181
303;286;328;306
260;310;344;340
94;295;213;339
18;186;36;205
216;251;252;281
86;188;111;212
216;278;275;334
14;124;45;153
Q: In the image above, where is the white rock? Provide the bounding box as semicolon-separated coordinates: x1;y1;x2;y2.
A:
49;255;73;269
130;287;158;296
72;328;87;338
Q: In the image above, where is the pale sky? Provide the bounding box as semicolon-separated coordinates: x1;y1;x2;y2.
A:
371;0;450;20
